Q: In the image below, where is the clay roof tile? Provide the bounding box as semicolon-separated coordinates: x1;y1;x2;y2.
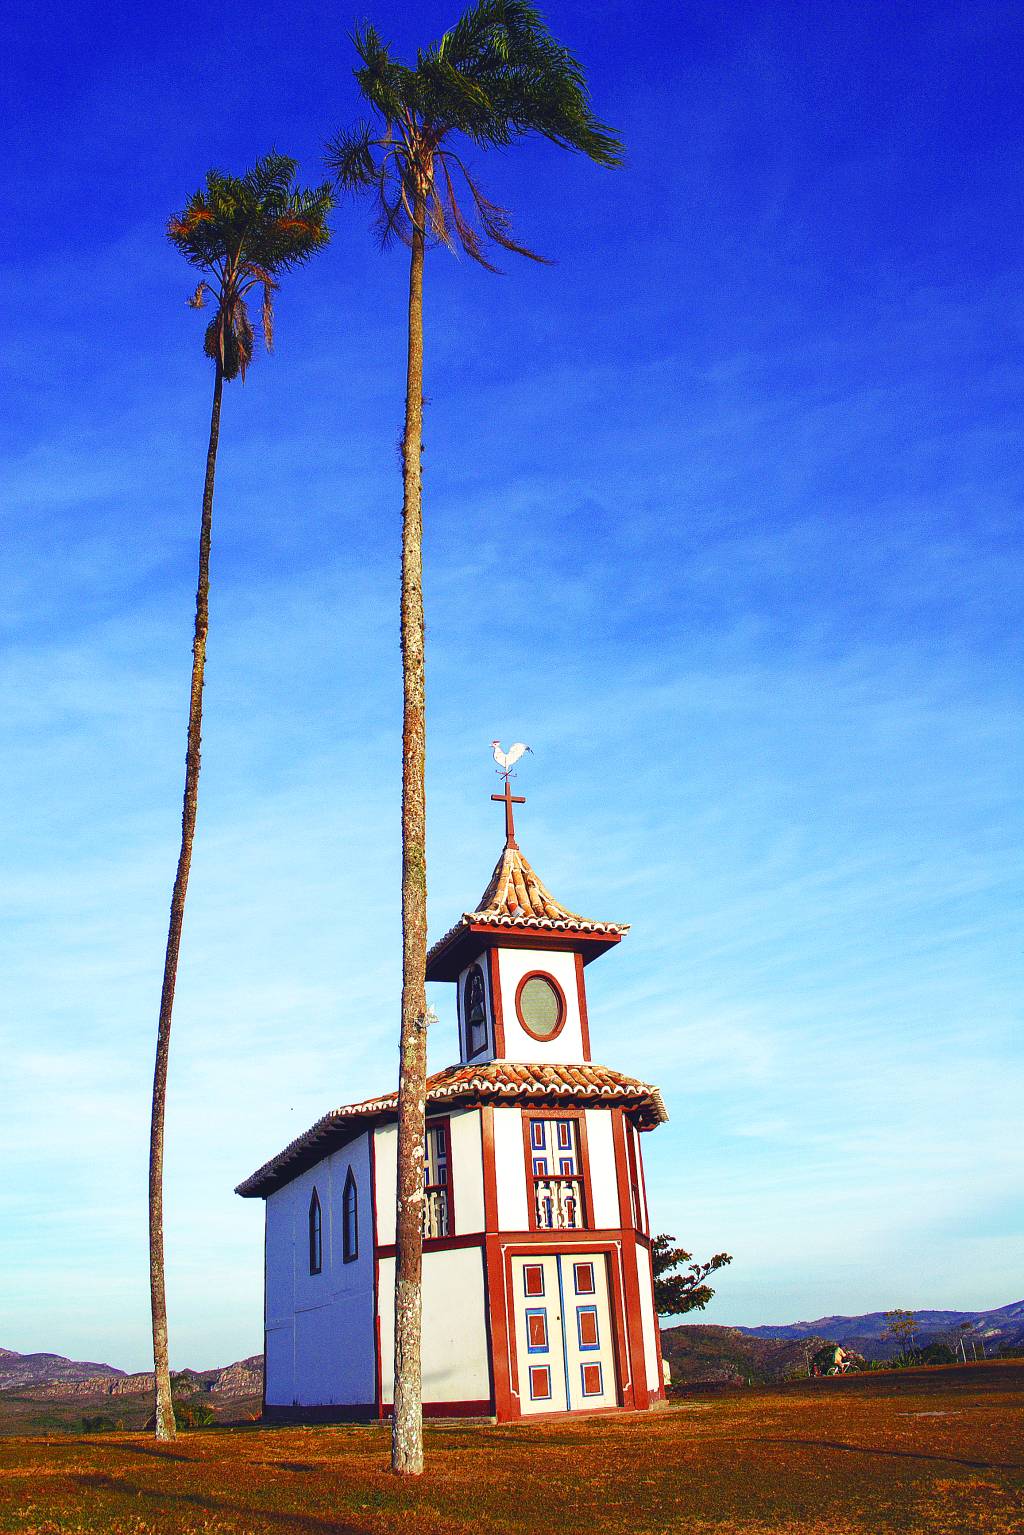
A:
426;840;629;972
236;1061;667;1197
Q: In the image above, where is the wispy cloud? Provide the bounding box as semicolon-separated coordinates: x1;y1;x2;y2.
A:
3;0;1022;1370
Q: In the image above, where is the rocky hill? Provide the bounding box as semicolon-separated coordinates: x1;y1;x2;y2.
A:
4;1298;1020;1427
0;1350;124;1392
736;1300;1024;1362
0;1349;262;1435
661;1324;836;1385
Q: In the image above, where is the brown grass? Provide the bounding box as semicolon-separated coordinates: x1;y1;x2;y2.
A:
0;1363;1021;1535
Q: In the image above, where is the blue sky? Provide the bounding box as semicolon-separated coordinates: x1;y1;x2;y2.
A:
2;0;1022;1371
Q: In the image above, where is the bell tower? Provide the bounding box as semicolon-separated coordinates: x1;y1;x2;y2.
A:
425;774;628;1067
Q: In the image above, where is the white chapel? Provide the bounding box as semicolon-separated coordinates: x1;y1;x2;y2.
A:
236;782;668;1421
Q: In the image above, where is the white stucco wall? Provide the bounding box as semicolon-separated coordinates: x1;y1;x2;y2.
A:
449;1108;485;1232
630;1123;650;1233
584;1108;620;1230
494;947;587;1063
377;1245;491;1405
492;1106;529;1230
635;1241;661;1393
374;1110;484;1242
372;1123;397;1248
264;1132;376;1408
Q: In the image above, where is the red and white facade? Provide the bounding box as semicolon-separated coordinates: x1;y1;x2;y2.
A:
237;812;668;1421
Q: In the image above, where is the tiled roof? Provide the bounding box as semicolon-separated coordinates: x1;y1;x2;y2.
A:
426;842;628;969
236;1061;667;1197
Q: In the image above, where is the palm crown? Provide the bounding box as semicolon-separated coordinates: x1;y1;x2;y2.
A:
168;154;333;379
327;0;623;269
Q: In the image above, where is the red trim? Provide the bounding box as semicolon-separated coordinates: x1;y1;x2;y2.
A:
502;1242;631;1414
386;1399;494;1419
641;1238;667;1401
576;1111;593;1220
520;1107;593;1233
368;1127;383;1418
426;1113;456;1236
488;948;506;1058
574;951;592;1062
625;1122;642;1233
481;1105;499;1231
603;1243;634;1410
481;1106;515;1420
635;1122;651;1238
375;1231;481;1260
265;1400;494;1424
426;924;622;982
611;1111;651;1408
494;1402;627;1422
625;1122;662;1395
514;970;568;1043
610;1107;633;1230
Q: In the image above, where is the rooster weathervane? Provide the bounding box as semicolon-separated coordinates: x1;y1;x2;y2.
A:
490;740;532;848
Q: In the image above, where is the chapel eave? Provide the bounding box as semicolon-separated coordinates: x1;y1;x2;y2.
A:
425;917;623;981
235;1061;666;1199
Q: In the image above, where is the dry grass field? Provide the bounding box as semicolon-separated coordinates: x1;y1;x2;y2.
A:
0;1362;1021;1535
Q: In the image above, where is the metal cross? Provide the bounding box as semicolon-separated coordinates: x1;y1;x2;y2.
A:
491;778;526;849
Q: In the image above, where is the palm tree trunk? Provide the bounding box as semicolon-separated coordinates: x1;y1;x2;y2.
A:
391;195;428;1477
148;360;224;1442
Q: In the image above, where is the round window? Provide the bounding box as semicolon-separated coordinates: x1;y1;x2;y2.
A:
516;974;565;1040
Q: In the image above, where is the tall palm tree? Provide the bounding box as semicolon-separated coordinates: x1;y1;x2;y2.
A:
327;1;621;1475
152;156;332;1440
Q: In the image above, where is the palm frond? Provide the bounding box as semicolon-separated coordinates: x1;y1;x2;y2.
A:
326;122;380;190
244;152;298;204
351;24;417;123
327;1;621;274
169;155;332;375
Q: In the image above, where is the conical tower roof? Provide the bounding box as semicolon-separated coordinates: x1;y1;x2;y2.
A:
473;842;585;923
425;836;628;981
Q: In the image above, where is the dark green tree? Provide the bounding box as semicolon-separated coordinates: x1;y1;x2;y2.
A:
652;1235;733;1315
327;1;621;1474
151;157;331;1441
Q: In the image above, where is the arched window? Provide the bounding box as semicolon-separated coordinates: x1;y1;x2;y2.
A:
308;1188;322;1275
343;1168;358;1263
464;964;488;1057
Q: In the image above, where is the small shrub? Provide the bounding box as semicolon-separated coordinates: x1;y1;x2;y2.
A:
173;1398;215;1429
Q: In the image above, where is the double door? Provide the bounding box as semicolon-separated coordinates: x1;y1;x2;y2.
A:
511;1251;619;1414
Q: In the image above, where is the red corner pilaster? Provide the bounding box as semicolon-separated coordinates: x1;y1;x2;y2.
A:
481;1105;517;1420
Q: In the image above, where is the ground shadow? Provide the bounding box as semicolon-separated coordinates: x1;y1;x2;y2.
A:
754;1437;1024;1472
71;1473;372;1534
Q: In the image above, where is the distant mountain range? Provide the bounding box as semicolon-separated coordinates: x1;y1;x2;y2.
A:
0;1348;124;1392
734;1300;1024;1362
661;1325;835;1386
0;1348;261;1434
3;1298;1021;1425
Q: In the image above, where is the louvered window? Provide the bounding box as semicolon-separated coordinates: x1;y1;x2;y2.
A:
528;1118;585;1230
464;965;488;1057
424;1120;452;1238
